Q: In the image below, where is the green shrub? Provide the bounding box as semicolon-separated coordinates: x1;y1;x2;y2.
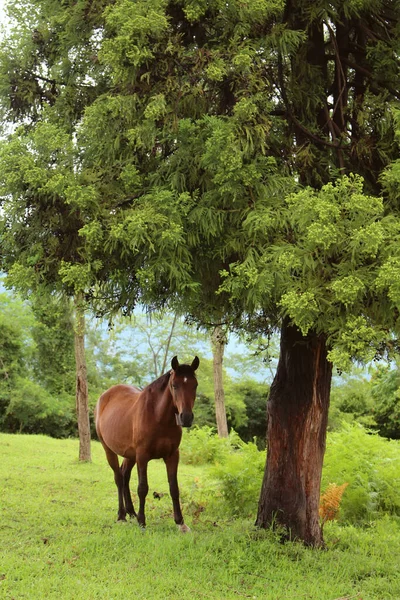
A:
209;441;265;518
180;426;243;465
3;377;76;438
322;423;400;523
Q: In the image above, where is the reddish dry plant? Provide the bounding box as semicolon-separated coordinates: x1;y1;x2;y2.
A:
319;482;349;523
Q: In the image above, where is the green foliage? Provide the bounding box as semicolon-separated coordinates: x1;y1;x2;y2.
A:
1;0;400;374
221;175;400;370
329;364;400;440
369;364;400;439
232;379;268;448
0;288;36;422
210;441;265;517
29;293;76;396
3;377;76;437
322;424;400;523
180;426;243;465
329;372;377;432
190;425;400;525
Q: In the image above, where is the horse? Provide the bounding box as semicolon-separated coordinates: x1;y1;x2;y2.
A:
94;355;200;532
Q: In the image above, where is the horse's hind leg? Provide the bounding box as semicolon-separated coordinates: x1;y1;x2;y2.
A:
121;458;136;518
103;446;126;521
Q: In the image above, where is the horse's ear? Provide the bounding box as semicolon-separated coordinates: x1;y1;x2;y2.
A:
171;356;179;371
191;356;200;371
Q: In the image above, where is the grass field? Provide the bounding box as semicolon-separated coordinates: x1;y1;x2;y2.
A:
1;433;399;599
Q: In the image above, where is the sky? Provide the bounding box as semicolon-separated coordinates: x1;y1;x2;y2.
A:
0;1;7;27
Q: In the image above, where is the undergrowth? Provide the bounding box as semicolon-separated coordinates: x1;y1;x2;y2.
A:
183;423;400;525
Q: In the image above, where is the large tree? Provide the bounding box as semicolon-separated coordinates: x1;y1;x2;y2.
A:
1;0;399;545
0;0;110;460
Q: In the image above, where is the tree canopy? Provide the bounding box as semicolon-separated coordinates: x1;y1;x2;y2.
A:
0;0;399;350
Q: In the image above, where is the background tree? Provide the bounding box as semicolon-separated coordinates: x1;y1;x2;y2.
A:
211;326;229;437
0;0;116;460
0;287;77;436
0;124;94;460
29;294;75;397
0;291;34;430
329;363;400;440
369;364;400;439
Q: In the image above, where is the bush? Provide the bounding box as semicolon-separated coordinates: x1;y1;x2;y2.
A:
322;423;400;523
2;377;76;438
210;441;265;518
180;426;243;465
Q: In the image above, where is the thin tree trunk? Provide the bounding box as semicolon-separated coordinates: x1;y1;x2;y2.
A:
255;318;332;547
161;313;178;374
74;293;91;462
211;326;229;438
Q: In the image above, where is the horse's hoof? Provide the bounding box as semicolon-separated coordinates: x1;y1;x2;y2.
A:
179;524;191;533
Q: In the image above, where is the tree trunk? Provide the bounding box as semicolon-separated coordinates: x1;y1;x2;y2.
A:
161;313;178;374
74;293;91;462
211;326;229;438
255;318;332;547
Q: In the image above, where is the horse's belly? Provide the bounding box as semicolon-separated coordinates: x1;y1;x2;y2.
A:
99;413;137;458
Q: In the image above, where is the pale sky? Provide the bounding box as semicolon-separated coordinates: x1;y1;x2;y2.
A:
0;0;8;32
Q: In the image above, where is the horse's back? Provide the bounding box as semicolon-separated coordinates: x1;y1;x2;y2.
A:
95;384;141;419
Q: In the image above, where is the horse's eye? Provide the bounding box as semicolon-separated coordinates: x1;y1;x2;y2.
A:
172;384;178;389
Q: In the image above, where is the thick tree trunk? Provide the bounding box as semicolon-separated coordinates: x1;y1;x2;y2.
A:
211;326;229;438
255;318;332;547
74;293;91;462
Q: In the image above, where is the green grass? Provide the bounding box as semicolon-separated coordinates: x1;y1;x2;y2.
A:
1;433;399;600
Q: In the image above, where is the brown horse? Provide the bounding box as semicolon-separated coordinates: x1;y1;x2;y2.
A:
95;355;199;532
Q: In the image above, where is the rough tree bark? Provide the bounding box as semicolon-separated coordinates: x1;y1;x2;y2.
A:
74;293;91;462
255;318;332;547
211;326;229;438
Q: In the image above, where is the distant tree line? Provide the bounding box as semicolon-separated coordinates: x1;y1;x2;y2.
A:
0;286;270;442
1;285;399;442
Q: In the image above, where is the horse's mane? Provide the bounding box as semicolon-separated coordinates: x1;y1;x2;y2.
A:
146;364;197;393
147;371;171;393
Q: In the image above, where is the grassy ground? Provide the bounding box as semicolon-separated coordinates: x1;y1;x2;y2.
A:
1;433;399;600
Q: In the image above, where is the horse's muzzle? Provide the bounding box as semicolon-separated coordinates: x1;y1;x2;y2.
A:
178;412;194;427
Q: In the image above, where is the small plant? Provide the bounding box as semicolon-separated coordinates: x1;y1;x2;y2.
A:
319;482;349;527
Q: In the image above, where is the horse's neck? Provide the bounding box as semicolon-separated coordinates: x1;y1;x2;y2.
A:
153;386;176;424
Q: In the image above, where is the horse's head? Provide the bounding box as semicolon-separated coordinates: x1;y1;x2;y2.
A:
169;356;200;427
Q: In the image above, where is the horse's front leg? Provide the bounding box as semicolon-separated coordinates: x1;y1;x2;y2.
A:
164;450;190;532
136;456;149;528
